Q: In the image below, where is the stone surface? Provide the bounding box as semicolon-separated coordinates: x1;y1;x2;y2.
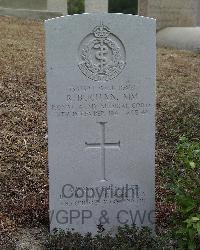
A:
0;7;62;20
139;0;148;16
139;0;200;30
0;0;67;20
85;0;108;13
157;27;200;52
47;0;67;14
0;0;47;10
198;1;200;26
45;13;156;234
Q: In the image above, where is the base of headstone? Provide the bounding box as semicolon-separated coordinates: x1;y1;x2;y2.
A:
0;7;63;20
157;27;200;52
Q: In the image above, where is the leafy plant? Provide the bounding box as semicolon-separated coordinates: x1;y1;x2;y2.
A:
67;0;138;15
109;0;138;14
167;137;200;249
68;0;84;15
45;225;167;249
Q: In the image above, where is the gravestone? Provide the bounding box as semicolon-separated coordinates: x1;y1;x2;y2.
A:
45;13;156;234
47;0;67;15
85;0;108;13
0;0;67;20
139;0;200;30
198;0;200;26
0;0;46;10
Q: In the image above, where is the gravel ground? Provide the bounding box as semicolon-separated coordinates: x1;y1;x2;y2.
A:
0;16;199;248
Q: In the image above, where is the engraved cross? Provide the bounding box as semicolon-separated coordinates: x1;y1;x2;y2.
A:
85;122;120;181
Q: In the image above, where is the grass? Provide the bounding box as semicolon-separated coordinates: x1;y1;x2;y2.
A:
0;16;199;247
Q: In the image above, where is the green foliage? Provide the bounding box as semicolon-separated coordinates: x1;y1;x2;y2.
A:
68;0;84;15
67;0;138;15
109;0;138;14
45;225;167;249
167;137;200;249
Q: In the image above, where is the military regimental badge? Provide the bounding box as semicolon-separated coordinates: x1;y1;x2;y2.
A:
78;22;126;81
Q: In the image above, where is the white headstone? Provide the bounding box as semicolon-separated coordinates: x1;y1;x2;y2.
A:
198;0;200;26
85;0;108;13
45;13;156;235
47;0;68;15
139;0;200;30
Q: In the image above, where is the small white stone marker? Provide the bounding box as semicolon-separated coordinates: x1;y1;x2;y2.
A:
45;13;156;235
